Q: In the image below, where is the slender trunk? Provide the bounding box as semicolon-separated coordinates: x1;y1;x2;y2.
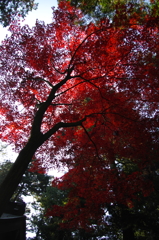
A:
122;207;135;240
0;137;43;216
12;181;25;202
110;159;135;240
123;226;135;240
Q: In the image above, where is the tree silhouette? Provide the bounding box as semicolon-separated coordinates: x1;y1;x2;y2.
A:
0;2;159;232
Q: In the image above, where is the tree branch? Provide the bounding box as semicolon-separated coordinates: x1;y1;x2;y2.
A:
43;116;87;142
31;77;54;88
81;123;100;159
50;103;72;106
31;75;72;137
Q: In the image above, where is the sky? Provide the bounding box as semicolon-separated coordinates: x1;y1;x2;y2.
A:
0;0;58;42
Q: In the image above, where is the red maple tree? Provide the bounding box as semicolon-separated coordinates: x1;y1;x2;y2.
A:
0;1;159;226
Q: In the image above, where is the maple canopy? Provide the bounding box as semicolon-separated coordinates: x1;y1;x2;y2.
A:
0;0;159;230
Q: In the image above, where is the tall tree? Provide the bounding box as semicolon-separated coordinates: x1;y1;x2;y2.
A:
0;0;159;228
28;186;73;240
0;0;38;27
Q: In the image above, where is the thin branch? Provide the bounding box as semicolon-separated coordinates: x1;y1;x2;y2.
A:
36;100;72;107
31;74;73;137
43;116;87;142
81;123;100;160
31;77;54;88
50;103;72;106
51;61;67;75
55;78;86;97
67;27;110;70
109;111;139;122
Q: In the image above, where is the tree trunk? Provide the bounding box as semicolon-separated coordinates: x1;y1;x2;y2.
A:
0;136;43;216
123;226;135;240
122;207;135;240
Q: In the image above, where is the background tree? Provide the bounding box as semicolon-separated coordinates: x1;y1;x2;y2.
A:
0;160;13;186
27;157;159;239
0;0;38;27
30;185;114;239
48;155;159;239
0;159;52;238
59;0;159;26
28;186;73;240
0;160;50;201
0;1;159;234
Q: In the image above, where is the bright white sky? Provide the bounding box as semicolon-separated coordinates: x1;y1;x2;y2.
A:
0;0;58;42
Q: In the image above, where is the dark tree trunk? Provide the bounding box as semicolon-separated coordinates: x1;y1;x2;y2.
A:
122;206;135;240
123;226;135;240
0;136;43;216
0;74;86;216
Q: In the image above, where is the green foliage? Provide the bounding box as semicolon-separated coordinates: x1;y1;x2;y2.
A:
0;160;13;185
59;0;159;25
29;186;72;240
0;160;50;201
0;0;38;27
106;165;159;239
0;159;52;238
63;0;150;13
